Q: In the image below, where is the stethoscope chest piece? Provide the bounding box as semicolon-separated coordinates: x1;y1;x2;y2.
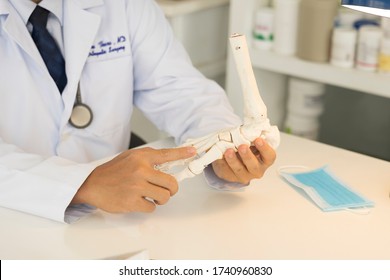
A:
69;83;93;129
69;103;93;129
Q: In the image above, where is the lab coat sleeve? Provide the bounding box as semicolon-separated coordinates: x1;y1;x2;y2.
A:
129;0;242;144
0;137;97;223
203;165;249;191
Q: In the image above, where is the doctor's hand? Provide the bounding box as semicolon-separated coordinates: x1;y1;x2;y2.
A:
211;138;276;185
71;146;196;213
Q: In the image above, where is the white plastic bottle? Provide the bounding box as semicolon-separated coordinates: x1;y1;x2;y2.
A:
273;0;301;55
253;7;274;50
330;27;357;68
356;26;382;72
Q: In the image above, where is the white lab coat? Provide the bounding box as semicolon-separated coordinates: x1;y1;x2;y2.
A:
0;0;241;222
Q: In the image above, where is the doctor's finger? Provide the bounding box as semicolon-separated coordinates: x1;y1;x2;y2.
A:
147;169;179;196
237;145;264;177
254;138;276;167
224;149;252;184
134;198;157;213
145;147;197;165
140;183;172;206
211;159;237;183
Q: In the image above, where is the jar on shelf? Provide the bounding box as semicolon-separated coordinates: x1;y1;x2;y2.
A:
330;27;357;68
356;25;382;72
287;78;326;118
296;0;338;63
253;7;274;50
284;78;326;141
273;0;301;55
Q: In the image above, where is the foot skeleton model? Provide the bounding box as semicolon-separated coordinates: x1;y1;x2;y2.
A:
157;34;280;181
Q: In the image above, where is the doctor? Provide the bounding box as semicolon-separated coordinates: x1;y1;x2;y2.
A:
0;0;276;223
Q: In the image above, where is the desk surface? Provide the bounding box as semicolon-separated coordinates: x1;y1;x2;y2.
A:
1;133;390;260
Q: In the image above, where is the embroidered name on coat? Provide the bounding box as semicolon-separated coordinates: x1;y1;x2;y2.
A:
88;35;129;60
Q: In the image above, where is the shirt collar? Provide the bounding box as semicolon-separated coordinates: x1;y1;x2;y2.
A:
8;0;64;26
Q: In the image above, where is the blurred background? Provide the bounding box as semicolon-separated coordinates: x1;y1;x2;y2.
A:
131;0;390;162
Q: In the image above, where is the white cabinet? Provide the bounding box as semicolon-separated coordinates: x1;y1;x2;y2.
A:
160;0;230;84
226;0;390;117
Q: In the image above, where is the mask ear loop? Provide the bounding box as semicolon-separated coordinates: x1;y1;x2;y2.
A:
277;165;310;176
345;207;371;215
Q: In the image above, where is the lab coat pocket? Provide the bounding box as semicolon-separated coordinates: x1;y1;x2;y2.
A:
64;121;130;162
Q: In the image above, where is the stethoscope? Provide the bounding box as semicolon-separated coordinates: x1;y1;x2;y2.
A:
68;83;93;129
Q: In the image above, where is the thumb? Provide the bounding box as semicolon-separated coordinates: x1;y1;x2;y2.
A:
148;146;197;165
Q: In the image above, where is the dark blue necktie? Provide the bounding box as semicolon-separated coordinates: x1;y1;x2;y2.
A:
29;5;67;93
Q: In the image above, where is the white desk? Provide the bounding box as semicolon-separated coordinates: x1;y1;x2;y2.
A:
1;133;390;260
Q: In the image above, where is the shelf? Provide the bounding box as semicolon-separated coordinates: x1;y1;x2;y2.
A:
226;0;390;104
249;48;390;99
156;0;230;17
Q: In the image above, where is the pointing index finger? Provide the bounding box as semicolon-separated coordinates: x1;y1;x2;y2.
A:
149;146;197;165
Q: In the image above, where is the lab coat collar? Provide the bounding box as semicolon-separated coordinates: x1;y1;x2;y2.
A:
0;0;10;15
1;1;47;74
7;0;64;26
0;0;104;127
0;0;104;74
6;0;35;25
0;0;104;14
60;0;103;127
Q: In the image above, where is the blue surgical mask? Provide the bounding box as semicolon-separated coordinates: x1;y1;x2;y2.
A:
279;165;374;212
